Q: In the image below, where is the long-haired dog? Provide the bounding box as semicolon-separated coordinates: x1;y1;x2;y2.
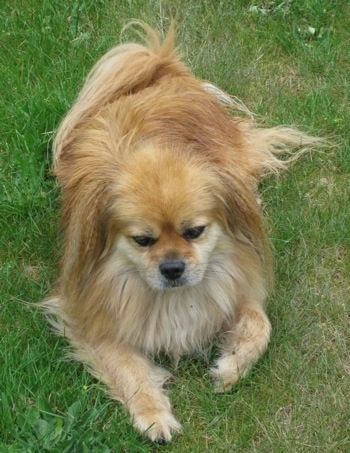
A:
43;23;322;442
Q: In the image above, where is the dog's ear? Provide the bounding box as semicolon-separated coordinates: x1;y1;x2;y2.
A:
214;168;272;276
55;128;120;292
59;175;111;291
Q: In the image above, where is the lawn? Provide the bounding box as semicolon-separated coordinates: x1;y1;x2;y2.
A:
0;0;349;451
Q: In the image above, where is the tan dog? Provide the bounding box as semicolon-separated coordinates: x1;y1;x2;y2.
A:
43;23;321;442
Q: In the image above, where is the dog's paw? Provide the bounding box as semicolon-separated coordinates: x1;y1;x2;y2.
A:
210;354;248;393
133;408;182;443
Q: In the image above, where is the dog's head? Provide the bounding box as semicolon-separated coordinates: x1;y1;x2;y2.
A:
111;145;222;290
57;136;270;297
108;144;268;291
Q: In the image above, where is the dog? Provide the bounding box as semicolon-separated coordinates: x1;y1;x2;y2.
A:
43;22;321;442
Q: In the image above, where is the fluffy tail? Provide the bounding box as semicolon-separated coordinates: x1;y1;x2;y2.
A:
202;82;327;179
53;21;184;166
245;124;326;178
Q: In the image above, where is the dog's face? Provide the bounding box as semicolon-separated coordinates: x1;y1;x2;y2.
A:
116;216;222;290
112;145;223;290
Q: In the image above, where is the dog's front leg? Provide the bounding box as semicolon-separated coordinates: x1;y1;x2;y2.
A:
211;300;271;392
87;342;181;442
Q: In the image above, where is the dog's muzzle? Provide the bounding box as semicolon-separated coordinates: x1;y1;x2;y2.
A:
159;259;186;281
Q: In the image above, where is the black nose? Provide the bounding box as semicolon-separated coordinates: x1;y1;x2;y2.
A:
159;260;186;280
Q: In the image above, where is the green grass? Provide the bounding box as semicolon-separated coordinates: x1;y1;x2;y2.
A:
1;0;349;451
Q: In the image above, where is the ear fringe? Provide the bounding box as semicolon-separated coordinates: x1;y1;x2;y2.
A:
215;168;274;286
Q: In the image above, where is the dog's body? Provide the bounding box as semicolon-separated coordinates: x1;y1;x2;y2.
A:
44;23;321;442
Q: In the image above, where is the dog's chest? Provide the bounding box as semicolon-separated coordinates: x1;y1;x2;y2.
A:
115;282;235;357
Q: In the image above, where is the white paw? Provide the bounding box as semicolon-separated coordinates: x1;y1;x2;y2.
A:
210;354;249;393
133;408;182;443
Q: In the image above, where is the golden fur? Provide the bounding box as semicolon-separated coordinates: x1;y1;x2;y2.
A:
43;23;322;442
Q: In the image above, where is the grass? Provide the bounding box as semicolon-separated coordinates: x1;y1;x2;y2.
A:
0;0;349;451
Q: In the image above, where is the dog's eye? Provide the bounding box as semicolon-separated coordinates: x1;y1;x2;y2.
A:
182;226;206;241
132;236;156;247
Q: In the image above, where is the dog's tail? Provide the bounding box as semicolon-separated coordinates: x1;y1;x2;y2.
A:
53;21;185;166
202;82;328;180
242;124;327;179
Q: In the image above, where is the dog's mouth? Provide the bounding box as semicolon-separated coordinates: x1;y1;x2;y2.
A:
162;276;189;289
143;275;191;291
